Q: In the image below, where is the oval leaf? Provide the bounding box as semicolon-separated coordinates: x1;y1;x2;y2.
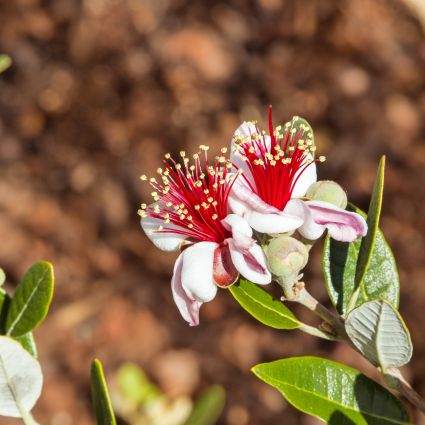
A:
253;356;410;425
91;359;117;425
345;300;412;368
323;205;399;315
229;278;300;330
0;336;43;418
183;385;225;425
6;261;54;337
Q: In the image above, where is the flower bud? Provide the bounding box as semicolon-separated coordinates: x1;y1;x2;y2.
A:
306;180;348;209
266;236;309;286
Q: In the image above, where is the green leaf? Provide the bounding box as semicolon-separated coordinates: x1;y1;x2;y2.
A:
0;268;5;287
117;363;160;405
0;289;11;334
345;300;412;368
0;55;11;74
253;356;410;425
6;261;54;337
349;156;386;310
183;386;225;425
91;359;117;425
15;332;38;359
323;205;399;315
229;278;300;330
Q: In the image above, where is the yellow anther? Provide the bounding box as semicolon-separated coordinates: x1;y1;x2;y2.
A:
140;174;147;181
194;205;200;210
188;223;194;228
207;197;214;203
221;147;228;153
175;164;182;170
212;214;218;220
319;156;326;162
180;151;186;157
165;153;171;159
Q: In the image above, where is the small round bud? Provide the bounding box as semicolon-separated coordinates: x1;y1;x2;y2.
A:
306;180;347;209
266;236;309;286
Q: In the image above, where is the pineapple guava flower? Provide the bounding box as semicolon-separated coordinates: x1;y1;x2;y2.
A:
139;147;271;326
228;108;367;242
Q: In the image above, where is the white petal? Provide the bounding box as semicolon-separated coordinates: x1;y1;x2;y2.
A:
181;242;218;303
230;122;257;185
292;161;317;198
222;214;253;238
228;193;250;216
285;199;324;240
141;214;187;252
171;253;202;326
245;210;303;234
228;240;271;285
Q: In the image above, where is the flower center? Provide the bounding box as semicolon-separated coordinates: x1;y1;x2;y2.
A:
232;106;325;211
139;146;237;243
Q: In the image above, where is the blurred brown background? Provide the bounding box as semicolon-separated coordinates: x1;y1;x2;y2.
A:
1;0;425;424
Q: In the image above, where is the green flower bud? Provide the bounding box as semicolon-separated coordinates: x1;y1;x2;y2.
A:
266;236;309;286
306;180;348;209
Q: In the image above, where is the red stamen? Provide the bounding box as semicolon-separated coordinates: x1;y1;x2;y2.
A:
233;107;320;210
140;148;236;244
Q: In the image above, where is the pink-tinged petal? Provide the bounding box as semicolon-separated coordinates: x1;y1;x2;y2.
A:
141;214;187;252
305;200;368;242
244;210;303;234
227;239;271;285
230;178;279;214
292;160;317;198
213;244;239;288
285;199;324;240
171;252;202;326
181;242;218;303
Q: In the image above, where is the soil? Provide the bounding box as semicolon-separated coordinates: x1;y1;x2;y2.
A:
1;0;425;424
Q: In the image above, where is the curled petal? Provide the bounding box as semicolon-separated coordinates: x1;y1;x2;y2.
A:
227;239;271;285
285;199;325;240
141;205;187;252
181;242;218;303
292;160;317;198
171;252;202;326
244;210;303;234
305;200;367;242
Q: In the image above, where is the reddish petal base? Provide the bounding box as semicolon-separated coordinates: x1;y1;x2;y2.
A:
213;244;239;288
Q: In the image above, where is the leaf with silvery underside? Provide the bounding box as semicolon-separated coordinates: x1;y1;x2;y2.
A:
253;356;411;425
229;278;300;330
0;336;43;418
6;261;54;337
323;205;399;315
345;300;412;369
